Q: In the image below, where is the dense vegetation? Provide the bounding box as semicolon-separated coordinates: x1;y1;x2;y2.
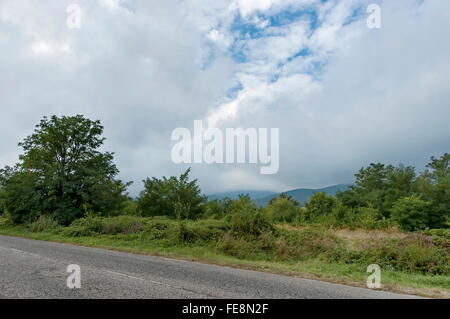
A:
0;115;449;285
0;115;129;225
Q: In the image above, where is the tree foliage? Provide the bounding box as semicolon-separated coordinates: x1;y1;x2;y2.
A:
0;115;129;224
138;168;206;219
264;194;301;223
336;154;449;230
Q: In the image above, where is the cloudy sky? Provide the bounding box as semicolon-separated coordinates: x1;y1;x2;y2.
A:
0;0;449;195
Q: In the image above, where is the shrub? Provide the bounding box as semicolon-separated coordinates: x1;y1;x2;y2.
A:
175;220;196;244
143;217;176;240
61;225;95;237
216;233;261;259
391;196;431;231
396;234;449;274
0;216;10;227
29;215;59;233
100;216;145;234
70;216;104;233
344;233;450;275
425;229;450;253
202;200;227;219
263;197;301;223
70;215;146;235
277;227;344;260
138;168;206;219
187;219;230;242
304;192;336;221
229;210;274;237
120;200;140;216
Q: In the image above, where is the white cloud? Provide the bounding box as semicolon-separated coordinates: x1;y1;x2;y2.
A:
0;0;448;195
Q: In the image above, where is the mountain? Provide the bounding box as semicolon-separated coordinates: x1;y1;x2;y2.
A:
255;184;352;206
207;184;352;206
207;190;276;201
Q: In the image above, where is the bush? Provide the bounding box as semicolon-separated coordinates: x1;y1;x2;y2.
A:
304;192;336;220
391;196;431;231
218;195;274;237
61;225;95;237
338;233;450;275
216;233;262;259
142;217;176;240
138;168;206;219
424;229;450;253
187;219;230;242
0;216;10;227
277;227;344;260
217;226;343;262
263;197;301;223
29;215;59;233
70;215;146;235
120;200;140;216
229;210;274;237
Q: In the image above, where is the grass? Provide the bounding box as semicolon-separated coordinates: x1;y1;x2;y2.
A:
0;219;449;298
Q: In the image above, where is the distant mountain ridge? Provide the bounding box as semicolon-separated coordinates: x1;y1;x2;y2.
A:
207;190;276;201
207;184;352;206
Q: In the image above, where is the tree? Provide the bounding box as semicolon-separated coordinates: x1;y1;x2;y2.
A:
416;153;450;228
1;115;130;224
391;196;431;231
138;168;206;219
338;163;417;218
268;193;300;206
304;192;336;220
0;165;41;223
265;194;301;223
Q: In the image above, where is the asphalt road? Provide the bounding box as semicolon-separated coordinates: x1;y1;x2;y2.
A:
0;235;421;299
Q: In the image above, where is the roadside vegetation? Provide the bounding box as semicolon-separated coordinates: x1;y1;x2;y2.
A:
0;115;449;297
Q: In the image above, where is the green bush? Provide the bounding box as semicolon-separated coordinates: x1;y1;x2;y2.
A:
70;215;146;235
100;216;145;234
216;233;263;259
120;200;140;216
187;219;230;242
29;215;59;233
229;210;274;237
263;197;302;223
0;215;10;227
138;168;206;219
61;225;95;237
217;226;343;262
338;233;450;275
391;196;431;231
277;227;344;260
142;217;176;240
304;192;336;220
202;200;227;219
70;216;104;233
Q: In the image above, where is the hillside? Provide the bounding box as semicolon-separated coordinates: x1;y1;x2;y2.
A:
207;184;352;206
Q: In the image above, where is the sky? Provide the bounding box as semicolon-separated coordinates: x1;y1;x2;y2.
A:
0;0;449;195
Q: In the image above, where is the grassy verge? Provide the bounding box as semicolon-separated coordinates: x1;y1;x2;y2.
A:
0;220;449;298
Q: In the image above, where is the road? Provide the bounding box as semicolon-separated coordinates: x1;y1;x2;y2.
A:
0;235;421;299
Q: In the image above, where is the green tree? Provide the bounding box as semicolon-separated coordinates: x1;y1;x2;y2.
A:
416;153;450;228
304;192;336;220
391;196;431;231
138;168;206;219
338;163;417;218
1;115;130;224
264;194;301;223
226;195;274;236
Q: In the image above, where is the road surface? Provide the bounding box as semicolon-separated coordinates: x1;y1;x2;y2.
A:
0;235;420;299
